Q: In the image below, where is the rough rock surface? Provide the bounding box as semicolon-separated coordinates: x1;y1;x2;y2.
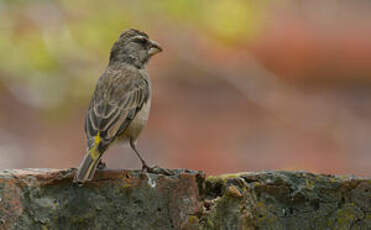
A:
0;168;369;230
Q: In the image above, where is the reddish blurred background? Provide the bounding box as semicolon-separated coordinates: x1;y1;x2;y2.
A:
0;1;370;176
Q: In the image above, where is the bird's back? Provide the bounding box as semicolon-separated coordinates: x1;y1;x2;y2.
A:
85;65;151;152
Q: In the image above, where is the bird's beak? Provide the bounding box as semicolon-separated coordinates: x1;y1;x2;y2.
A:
148;40;162;56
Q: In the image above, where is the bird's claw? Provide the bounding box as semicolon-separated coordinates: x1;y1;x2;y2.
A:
97;161;106;170
141;164;174;176
141;163;153;172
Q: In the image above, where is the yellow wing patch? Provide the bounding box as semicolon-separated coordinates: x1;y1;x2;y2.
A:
89;131;101;160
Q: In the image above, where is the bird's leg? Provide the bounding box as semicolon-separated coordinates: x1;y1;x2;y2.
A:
130;139;151;172
97;159;106;170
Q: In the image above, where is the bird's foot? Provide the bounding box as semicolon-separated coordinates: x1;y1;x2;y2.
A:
142;164;174;176
97;161;106;170
141;163;153;172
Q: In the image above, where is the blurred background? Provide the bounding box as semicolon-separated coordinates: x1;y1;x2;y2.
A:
0;0;370;176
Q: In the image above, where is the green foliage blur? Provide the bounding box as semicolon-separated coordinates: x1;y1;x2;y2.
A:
0;0;266;112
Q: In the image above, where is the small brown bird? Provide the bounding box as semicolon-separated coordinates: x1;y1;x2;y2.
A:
74;29;162;183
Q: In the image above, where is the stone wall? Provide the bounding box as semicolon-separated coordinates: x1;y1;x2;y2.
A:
0;168;369;229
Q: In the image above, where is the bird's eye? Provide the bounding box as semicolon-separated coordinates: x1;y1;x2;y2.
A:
133;38;148;45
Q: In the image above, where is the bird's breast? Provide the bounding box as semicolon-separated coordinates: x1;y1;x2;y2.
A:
123;99;151;140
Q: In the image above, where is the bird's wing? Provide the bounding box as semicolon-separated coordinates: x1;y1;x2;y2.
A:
84;69;150;153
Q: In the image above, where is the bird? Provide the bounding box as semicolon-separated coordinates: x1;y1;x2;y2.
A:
74;28;162;183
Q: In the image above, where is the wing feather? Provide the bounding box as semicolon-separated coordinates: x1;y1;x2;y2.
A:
84;69;149;151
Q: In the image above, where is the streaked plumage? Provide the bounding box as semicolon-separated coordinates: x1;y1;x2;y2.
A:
74;29;162;183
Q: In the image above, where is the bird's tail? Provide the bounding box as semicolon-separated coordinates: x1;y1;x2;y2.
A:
74;148;101;183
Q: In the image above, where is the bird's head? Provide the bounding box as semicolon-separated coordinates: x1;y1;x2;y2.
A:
109;28;162;68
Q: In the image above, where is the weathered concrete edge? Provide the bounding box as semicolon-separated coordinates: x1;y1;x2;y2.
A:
2;168;368;182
